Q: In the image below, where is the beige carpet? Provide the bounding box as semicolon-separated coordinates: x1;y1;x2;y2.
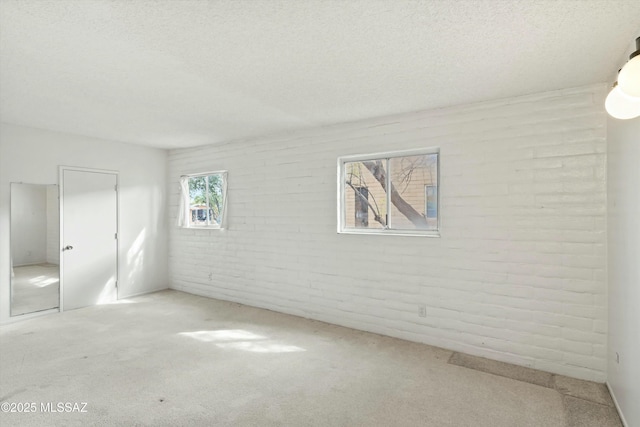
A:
0;290;621;426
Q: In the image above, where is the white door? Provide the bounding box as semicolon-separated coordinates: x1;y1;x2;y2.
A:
62;169;117;310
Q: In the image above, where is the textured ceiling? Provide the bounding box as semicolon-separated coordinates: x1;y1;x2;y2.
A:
1;0;639;149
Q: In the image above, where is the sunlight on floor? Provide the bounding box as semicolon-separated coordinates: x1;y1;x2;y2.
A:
216;341;306;353
29;276;59;287
180;330;265;342
179;329;305;353
101;299;138;305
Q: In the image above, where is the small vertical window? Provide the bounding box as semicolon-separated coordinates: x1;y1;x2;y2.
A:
179;171;227;229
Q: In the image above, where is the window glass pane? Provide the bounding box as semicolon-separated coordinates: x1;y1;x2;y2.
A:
389;154;438;230
207;174;224;225
188;176;207;226
425;185;438;220
343;161;387;229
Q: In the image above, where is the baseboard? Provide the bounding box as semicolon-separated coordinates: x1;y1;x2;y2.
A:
13;261;57;267
606;381;628;427
118;287;169;300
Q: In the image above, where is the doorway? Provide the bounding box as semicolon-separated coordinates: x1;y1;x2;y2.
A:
60;167;118;311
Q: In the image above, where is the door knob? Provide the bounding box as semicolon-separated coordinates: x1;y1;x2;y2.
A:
63;245;74;251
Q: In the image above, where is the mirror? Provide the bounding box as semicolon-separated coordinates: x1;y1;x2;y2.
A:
10;183;60;316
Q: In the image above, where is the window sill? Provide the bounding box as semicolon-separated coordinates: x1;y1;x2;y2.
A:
181;226;224;230
338;229;440;237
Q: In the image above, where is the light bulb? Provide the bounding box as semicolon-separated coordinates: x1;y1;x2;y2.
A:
618;56;640;97
605;85;640;120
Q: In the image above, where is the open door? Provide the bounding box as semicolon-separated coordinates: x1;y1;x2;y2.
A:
61;168;118;311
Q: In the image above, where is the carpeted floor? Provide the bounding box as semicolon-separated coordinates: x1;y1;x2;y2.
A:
0;290;622;426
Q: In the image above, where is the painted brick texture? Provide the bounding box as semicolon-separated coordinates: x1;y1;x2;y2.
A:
168;84;608;381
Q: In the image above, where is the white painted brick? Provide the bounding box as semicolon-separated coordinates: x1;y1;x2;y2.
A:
593;319;608;334
167;84;608;381
593;344;607;359
560;339;594;356
528;346;565;362
563;304;604;319
562;329;606;345
567;354;607;372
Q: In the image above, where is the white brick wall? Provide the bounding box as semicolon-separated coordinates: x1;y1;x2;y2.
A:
168;84;608;381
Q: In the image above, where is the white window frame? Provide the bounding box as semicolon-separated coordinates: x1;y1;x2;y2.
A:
180;170;227;230
337;148;440;237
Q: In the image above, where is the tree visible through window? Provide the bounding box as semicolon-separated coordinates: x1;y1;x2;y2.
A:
187;173;225;227
354;186;369;227
340;149;439;234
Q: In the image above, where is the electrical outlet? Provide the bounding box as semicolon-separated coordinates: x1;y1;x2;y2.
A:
418;305;427;318
616;352;620;364
208;273;213;281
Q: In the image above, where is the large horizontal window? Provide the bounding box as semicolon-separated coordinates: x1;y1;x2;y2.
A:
338;149;439;236
178;171;227;229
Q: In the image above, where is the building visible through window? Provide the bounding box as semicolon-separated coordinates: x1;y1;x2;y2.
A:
185;173;225;228
339;149;439;235
425;185;438;220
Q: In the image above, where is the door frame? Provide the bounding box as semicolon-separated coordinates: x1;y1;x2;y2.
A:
58;166;119;312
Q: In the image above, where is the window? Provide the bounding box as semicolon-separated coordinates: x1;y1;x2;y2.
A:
338;149;439;236
178;171;227;229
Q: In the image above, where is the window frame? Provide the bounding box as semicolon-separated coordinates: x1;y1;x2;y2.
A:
181;170;227;230
337;148;440;237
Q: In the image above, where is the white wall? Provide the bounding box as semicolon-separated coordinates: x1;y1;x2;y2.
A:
10;184;47;266
169;84;609;381
607;116;639;427
46;184;59;265
0;123;169;323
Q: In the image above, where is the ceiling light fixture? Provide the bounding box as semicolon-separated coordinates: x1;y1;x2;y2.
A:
605;37;640;120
